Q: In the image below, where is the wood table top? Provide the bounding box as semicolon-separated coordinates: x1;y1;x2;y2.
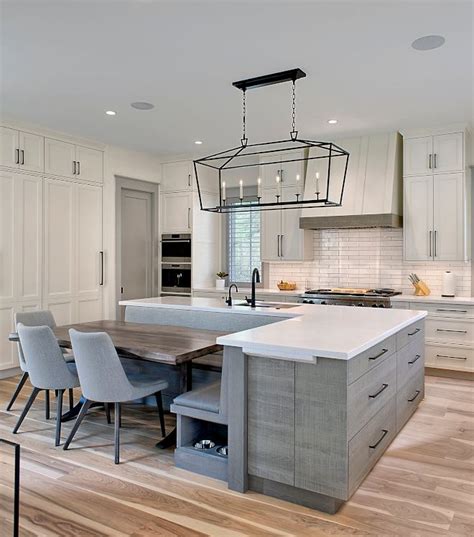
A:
53;320;227;365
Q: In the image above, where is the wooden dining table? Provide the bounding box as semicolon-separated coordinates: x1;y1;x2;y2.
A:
51;320;227;448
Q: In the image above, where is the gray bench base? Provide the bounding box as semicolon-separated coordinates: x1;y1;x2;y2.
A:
175;447;228;481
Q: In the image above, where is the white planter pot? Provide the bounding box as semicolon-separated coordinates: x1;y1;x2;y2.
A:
215;279;226;290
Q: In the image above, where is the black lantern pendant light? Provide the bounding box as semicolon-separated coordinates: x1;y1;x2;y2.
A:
194;68;349;213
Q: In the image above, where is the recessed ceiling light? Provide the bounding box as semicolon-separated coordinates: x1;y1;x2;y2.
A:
328;119;338;125
194;140;203;145
105;110;116;116
131;101;155;110
411;35;445;51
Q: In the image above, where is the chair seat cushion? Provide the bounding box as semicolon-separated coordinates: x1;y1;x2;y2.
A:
173;381;221;413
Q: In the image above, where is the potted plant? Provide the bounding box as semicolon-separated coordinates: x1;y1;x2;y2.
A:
215;271;228;290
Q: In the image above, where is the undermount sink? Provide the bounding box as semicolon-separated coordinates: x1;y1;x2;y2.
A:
235;301;300;309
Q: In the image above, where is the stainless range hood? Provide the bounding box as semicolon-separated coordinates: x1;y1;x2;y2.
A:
300;132;403;229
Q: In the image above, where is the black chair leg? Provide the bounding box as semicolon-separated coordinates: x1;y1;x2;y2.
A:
105;403;111;424
6;372;29;411
114;402;121;464
55;390;64;447
68;389;74;411
13;387;41;434
63;399;92;450
45;390;50;420
155;392;166;437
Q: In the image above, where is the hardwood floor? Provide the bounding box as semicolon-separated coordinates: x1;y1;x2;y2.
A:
0;375;472;536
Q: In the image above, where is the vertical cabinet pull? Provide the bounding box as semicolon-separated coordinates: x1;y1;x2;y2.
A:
280;235;284;258
434;230;437;257
429;230;432;257
73;161;76;175
188;174;191;187
20;150;25;165
433;153;437;168
277;235;280;257
15;148;20;164
77;161;81;175
428;154;432;169
187;207;191;229
99;251;104;286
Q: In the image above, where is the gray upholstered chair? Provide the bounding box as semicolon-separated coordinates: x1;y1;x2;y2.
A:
7;310;74;416
13;324;80;446
64;329;169;464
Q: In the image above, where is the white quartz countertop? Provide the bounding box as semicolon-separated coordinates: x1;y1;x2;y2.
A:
120;297;427;362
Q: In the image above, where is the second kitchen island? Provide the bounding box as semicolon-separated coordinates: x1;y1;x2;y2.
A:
120;297;427;513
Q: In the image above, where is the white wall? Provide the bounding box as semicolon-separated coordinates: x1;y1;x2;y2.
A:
103;145;163;317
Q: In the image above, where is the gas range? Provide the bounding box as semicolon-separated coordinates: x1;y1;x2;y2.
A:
300;288;401;308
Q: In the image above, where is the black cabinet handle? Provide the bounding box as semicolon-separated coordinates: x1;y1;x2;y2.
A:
407;390;421;403
20;149;25;165
436;328;467;334
15;148;20;164
73;161;76;174
408;354;421;365
369;429;388;449
368;348;388;361
436;309;467;314
99;251;104;285
369;383;389;399
77;161;81;175
408;328;421;336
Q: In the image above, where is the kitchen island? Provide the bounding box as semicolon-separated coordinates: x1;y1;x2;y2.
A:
120;297;427;513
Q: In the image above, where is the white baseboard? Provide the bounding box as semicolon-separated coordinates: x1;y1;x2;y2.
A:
0;367;21;380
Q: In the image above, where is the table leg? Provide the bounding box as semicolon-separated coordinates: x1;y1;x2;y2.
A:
61;396;104;422
156;362;192;449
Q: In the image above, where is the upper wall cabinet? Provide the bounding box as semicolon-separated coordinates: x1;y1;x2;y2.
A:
45;138;103;183
404;132;464;176
161;161;193;192
0;127;44;172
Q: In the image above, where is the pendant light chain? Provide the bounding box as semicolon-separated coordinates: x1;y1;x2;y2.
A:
290;80;298;141
241;89;248;147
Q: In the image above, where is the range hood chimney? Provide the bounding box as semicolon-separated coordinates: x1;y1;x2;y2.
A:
300;132;403;229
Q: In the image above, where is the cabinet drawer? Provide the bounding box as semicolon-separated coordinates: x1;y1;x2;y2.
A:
397;338;425;388
425;344;474;371
348;357;396;439
426;317;474;345
411;302;474;319
348;396;396;497
347;334;396;384
396;320;425;350
397;368;424;431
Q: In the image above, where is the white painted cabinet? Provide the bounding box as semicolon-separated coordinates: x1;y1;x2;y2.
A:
45;138;103;182
162;191;192;233
404;173;466;261
404;132;463;176
161;161;193;192
0;127;44;172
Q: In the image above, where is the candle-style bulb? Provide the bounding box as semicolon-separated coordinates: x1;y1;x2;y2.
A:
239;179;243;200
222;180;226;201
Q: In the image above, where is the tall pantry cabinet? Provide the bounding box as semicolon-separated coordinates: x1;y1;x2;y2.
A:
0;124;104;374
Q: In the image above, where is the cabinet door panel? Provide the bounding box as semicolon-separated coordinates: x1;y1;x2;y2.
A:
432;133;463;173
261;189;281;261
162;161;192;192
433;173;464;260
45;138;75;177
75;146;103;183
162;192;192;232
0;305;16;370
404;137;432;176
0;127;19;168
44;179;75;300
0;172;15;302
403;176;433;261
19;132;44;172
281;187;303;261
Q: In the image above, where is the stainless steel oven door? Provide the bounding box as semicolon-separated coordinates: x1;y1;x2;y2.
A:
161;263;191;294
161;234;191;262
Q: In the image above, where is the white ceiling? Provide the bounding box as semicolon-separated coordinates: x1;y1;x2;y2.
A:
1;0;472;156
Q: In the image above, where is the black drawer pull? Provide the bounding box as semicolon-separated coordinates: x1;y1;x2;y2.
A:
369;383;388;399
408;328;421;336
408;354;421;365
436;354;467;361
436;328;467;334
407;390;421;403
369;429;388;449
368;348;388;361
436;308;467;314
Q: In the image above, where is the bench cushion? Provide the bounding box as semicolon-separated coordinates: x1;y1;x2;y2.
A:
173;381;221;414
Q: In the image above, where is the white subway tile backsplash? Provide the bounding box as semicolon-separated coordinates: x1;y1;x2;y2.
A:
268;228;472;295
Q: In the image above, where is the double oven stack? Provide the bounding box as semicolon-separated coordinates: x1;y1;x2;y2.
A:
161;234;192;295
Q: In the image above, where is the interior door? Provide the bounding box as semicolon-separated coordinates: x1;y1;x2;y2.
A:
403;175;433;261
121;189;153;301
433;173;464;261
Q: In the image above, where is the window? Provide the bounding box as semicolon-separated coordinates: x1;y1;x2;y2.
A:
227;206;261;284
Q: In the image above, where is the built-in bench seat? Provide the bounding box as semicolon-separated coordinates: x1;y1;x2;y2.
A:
173;380;221;414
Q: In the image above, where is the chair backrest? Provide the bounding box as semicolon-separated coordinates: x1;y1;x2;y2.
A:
14;311;57;372
17;324;78;390
69;329;133;402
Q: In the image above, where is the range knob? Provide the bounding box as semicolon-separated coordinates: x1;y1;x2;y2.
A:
320;300;327;305
358;303;364;307
371;304;378;307
378;304;385;308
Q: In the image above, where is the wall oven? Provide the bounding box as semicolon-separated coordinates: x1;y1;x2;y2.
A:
161;263;191;294
161;233;192;263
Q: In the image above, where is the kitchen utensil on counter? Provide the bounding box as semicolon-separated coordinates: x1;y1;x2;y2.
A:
277;280;297;291
409;274;430;296
442;271;456;297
